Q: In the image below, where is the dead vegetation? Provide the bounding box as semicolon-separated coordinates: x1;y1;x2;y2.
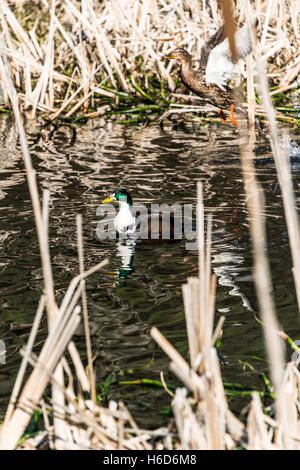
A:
0;0;299;122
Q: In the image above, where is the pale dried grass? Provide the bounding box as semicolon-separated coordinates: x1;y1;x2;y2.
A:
0;0;298;119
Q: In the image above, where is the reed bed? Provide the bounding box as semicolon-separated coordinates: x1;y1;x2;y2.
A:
0;0;299;123
150;183;300;450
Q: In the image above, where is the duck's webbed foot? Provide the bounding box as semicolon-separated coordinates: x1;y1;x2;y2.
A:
229;105;238;128
218;109;226;124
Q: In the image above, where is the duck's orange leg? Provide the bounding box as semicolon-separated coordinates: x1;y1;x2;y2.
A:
218;109;226;124
229;104;238;128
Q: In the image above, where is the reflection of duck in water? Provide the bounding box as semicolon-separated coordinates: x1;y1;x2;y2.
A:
166;21;258;127
115;239;136;286
101;188;180;243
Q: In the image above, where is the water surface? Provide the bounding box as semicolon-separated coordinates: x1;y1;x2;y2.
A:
0;116;300;427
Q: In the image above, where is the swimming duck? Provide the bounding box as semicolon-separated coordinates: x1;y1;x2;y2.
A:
166;21;257;127
101;188;179;243
102;189;137;238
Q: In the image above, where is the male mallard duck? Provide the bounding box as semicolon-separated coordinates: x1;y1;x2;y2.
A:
101;188;179;243
166;21;257;127
102;189;137;238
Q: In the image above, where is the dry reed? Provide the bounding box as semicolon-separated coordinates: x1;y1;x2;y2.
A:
151;180;300;450
0;0;298;121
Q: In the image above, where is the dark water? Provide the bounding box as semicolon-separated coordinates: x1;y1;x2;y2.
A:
0;115;300;428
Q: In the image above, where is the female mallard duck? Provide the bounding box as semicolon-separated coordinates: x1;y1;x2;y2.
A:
166;21;257;127
101;188;179;243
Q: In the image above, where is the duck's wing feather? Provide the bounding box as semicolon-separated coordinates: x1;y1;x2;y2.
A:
198;24;226;70
205;23;253;92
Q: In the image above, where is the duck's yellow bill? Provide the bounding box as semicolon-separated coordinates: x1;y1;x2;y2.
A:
165;54;175;60
101;195;114;204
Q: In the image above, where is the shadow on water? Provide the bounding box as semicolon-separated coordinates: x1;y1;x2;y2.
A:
0;115;300;427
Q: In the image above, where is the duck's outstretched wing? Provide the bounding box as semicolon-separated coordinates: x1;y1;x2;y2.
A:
205;23;254;92
198;24;226;70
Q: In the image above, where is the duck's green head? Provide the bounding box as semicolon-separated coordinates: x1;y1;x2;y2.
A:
102;188;133;206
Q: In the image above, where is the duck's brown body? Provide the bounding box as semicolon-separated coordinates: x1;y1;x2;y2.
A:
166;21;257;127
180;62;234;109
175;54;237;126
138;211;179;245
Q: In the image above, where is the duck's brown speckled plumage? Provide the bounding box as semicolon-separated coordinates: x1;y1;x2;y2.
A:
167;22;257;127
172;46;234;110
179;57;234;109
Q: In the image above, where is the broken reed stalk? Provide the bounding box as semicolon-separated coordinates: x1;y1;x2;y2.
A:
247;4;300;447
152;182;241;450
0;32;67;440
42;188;67;441
0;303;81;449
246;7;300;313
222;0;292;448
239;133;290;447
19;344;116;449
3;295;45;426
0;31;111;449
76;214;96;404
0;255;109;450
